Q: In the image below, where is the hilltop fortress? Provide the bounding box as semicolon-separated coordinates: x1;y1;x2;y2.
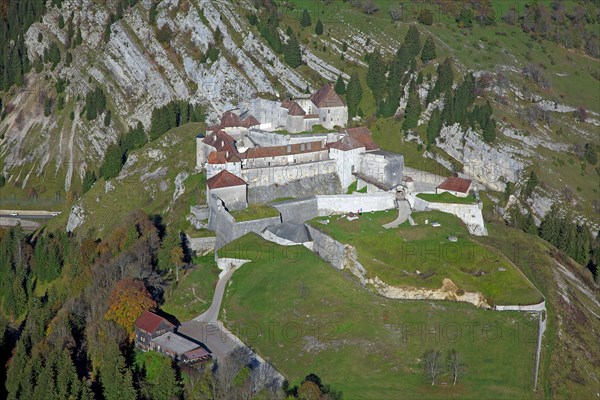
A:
196;84;404;207
191;85;486;251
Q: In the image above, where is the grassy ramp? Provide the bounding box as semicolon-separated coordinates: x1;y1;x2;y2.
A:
307;211;542;306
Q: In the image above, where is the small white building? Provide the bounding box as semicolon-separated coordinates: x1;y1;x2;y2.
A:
436;176;473;198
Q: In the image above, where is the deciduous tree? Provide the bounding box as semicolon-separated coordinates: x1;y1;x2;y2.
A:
105;278;156;337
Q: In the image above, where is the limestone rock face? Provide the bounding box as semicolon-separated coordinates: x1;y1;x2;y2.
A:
0;0;340;191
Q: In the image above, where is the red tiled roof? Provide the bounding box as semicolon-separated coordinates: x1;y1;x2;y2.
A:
287;102;306;116
220;111;242;128
329;127;379;151
244;140;326;159
310;83;345;108
437;177;472;193
207;151;228;164
206;170;247;189
281;99;294;109
134;310;174;334
241;115;260;128
203;130;239;157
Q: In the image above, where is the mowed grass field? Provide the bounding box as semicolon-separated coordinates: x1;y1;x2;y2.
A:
307;211;542;306
220;234;538;399
162;254;220;322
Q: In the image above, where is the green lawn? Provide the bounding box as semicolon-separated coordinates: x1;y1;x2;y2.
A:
161;254;220;322
417;192;478;205
346;180;366;194
220;234;538;399
230;204;280;222
308;211;542;306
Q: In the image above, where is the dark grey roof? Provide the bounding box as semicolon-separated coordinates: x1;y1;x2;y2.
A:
264;223;311;243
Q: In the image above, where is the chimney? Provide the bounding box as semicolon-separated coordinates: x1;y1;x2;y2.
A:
307;142;312;150
300;143;305;151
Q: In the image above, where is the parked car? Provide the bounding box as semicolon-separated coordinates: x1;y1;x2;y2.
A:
10;212;18;216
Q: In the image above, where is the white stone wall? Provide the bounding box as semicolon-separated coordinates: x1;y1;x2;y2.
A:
329;147;364;189
436;188;470;198
407;195;487;236
241;160;338;187
209;185;247;211
243;98;288;129
206;161;242;179
242;149;328;169
286;115;305;133
318;106;347;129
495;300;546;311
316;193;396;215
358;152;388;183
301;117;320;132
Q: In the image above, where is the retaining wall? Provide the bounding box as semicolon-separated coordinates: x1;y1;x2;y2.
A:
247;173;341;204
272;197;319;224
316;192;396;215
208;195;282;249
241;160;338;188
494;300;546;312
408;195;487;236
305;224;367;283
186;234;217;254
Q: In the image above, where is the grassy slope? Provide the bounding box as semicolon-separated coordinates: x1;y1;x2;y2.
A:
417;192;478;204
478;222;600;399
46;122;206;237
308;210;542;305
220;234;538;400
162;254;220;322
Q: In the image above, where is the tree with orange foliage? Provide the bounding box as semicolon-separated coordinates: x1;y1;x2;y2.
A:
105;279;156;338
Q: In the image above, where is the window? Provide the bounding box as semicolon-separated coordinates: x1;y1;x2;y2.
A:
328;110;330;114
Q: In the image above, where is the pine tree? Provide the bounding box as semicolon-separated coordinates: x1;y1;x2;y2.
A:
441;91;455;125
345;71;363;118
427;108;442;145
334;74;346;95
427;57;454;103
482;118;496;143
366;50;387;98
402;81;422;132
284;33;302;68
99;144;124;180
404;25;421;58
315;19;324;35
421;35;437;63
300;9;312;27
540;206;560;245
82;169;97;194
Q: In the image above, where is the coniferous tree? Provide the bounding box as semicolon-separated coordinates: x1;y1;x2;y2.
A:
300;9;312;27
427;108;442;145
315;19;324;35
482;118;496;143
404;25;421;58
402;81;421;132
427;57;454;103
540;205;560;245
421;35;437;63
345;71;363;118
334;74;346;95
441;90;455;125
284;33;302;68
366;50;387;99
99;144;124;180
81;169;97;194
